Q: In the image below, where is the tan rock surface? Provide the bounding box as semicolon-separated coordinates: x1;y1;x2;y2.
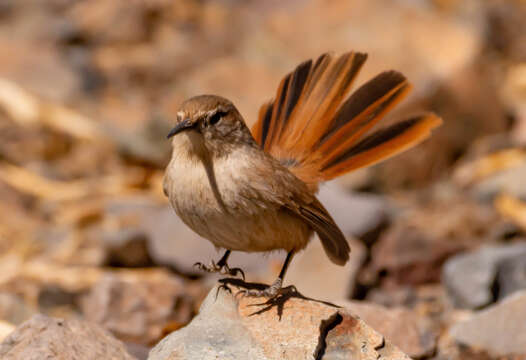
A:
0;320;15;343
148;283;411;360
343;301;437;358
0;314;137;360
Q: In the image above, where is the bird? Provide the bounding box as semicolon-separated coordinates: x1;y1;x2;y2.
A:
163;51;442;298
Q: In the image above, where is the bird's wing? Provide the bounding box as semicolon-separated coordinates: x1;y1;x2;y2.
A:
284;195;350;266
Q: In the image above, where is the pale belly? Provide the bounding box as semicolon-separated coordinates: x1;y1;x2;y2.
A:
163;154;312;253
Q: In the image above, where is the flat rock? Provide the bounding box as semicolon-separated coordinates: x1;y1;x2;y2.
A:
442;243;526;309
449;290;526;357
0;314;136;360
342;301;437;358
148;283;411;360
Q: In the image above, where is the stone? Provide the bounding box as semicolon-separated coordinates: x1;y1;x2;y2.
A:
101;228;155;268
472;163;526;201
442;243;526;309
0;321;14;343
148;283;412;360
371;224;464;286
343;300;437;358
0;314;136;359
0;293;35;325
496;253;526;300
449;290;526;357
81;271;192;345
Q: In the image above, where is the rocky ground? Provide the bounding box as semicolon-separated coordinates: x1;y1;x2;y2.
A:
1;0;526;359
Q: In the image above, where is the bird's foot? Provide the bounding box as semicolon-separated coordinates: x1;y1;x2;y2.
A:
237;278;296;299
194;260;245;279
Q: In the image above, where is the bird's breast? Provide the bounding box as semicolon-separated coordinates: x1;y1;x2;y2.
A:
163;148;312;252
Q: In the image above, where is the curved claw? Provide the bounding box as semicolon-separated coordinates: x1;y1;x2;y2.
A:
194;260;246;280
215;283;233;299
223;266;245;280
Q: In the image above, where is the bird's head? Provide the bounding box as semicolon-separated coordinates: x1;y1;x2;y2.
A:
167;95;255;158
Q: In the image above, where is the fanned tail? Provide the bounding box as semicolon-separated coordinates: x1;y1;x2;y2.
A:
251;52;442;192
251;52;442;266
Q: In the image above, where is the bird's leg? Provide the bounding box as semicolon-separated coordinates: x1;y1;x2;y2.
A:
239;250;295;298
194;250;245;279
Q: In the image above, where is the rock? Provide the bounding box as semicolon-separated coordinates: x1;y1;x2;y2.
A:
101;228;155;268
37;285;79;317
342;301;437;358
0;293;35;325
0;321;14;343
148;283;411;360
0;314;137;359
449;290;526;357
371;224;464;286
442;243;526;309
81;271;193;345
0;38;81;102
496;253;526;300
472;163;526;201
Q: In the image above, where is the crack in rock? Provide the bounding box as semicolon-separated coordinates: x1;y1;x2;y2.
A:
313;311;343;360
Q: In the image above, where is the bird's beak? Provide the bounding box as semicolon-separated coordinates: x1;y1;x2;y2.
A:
166;118;196;139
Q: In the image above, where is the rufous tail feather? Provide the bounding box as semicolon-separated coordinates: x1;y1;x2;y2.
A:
252;52;442;191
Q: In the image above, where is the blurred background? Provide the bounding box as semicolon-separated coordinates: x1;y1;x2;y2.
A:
1;0;526;358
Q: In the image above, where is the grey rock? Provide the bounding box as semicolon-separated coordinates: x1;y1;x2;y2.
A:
472;163;526;201
449;290;526;356
149;285;266;360
442;243;526;309
0;314;137;360
496;253;526;300
148;284;411;360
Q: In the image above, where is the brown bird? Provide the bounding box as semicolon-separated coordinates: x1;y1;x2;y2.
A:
163;51;442;298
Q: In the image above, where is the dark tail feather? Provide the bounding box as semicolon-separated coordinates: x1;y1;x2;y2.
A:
251;51;442;187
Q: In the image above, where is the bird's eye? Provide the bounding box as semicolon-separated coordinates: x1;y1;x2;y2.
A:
208;111;226;126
